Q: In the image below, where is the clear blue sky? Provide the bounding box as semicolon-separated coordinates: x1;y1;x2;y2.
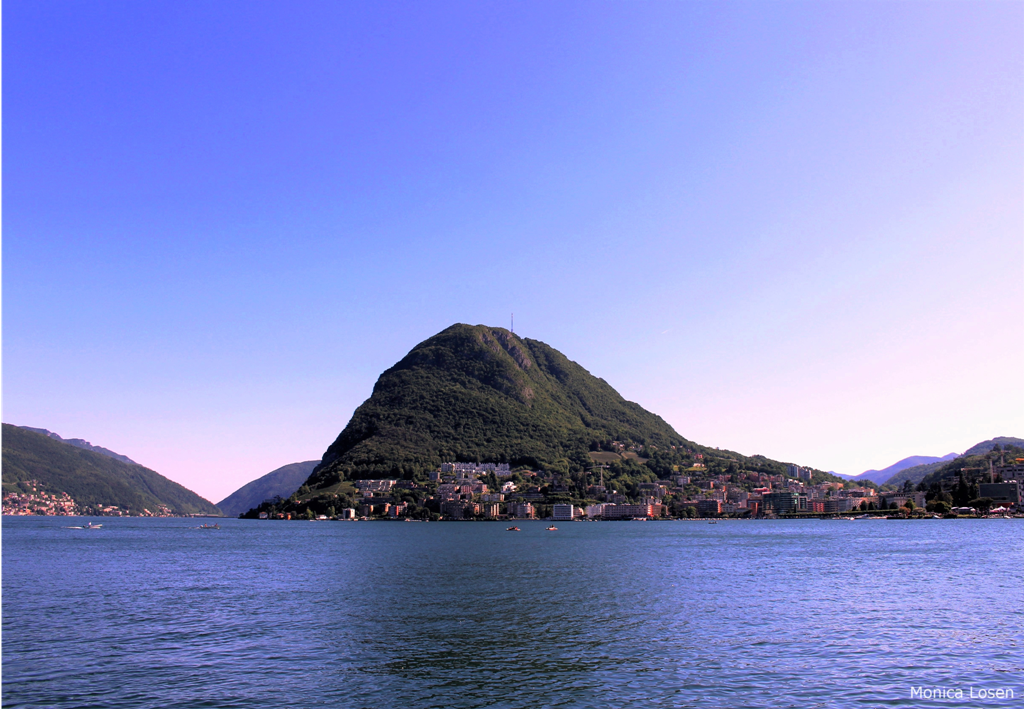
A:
4;1;1022;501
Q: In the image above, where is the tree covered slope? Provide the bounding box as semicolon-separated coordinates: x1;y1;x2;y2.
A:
217;460;319;517
307;324;691;486
2;424;220;515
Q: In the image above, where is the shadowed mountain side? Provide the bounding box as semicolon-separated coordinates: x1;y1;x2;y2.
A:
306;324;692;487
883;460;950;487
2;424;220;515
217;461;320;517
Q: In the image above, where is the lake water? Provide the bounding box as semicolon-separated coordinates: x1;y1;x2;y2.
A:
3;516;1022;708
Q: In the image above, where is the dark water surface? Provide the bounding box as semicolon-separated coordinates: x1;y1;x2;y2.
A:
3;517;1022;708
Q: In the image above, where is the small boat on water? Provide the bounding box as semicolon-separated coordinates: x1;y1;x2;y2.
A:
546;525;557;531
198;523;220;530
506;526;520;531
66;522;103;529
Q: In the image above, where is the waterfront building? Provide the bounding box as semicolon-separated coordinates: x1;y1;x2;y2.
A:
552;504;575;521
978;481;1021;506
763;491;798;514
696;500;721;517
510;503;535;519
602;504;653;519
824;497;855;513
441;500;470;519
882;493;926;509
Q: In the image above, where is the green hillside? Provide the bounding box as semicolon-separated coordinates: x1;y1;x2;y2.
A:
217;460;319;517
2;424;220;515
308;324;692;486
918;441;1024;489
302;324;841;500
962;437;1024;457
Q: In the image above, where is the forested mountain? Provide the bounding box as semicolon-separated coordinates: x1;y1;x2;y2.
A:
217;460;319;517
19;426;139;465
307;324;694;488
301;324;839;497
962;437;1024;457
2;424;220;515
918;441;1024;488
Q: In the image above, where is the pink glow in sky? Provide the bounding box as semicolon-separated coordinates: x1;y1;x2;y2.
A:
4;1;1021;502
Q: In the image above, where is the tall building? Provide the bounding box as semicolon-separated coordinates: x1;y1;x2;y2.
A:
763;491;798;514
552;504;575;521
696;500;721;516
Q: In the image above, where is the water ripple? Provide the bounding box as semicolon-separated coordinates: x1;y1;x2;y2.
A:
3;517;1022;708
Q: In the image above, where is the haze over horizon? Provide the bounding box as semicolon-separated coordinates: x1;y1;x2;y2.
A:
4;1;1022;502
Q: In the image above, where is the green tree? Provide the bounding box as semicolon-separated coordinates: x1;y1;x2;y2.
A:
968;497;994;514
954;473;971;506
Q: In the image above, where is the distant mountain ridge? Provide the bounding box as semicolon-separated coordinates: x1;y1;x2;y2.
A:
841;453;959;485
217;461;320;517
843;437;1024;487
19;426;138;465
2;424;220;515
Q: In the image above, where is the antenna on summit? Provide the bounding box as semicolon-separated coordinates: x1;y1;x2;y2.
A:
511;313;514;334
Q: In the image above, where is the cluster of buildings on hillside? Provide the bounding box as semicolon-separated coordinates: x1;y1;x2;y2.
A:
2;487;79;516
288;461;1015;521
1;482;178;517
